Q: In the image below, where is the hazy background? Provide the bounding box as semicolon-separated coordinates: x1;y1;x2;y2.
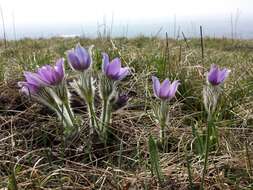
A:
0;0;252;39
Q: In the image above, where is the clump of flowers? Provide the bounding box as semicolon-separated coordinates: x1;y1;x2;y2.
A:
151;76;180;144
67;45;130;142
18;59;76;136
18;43;130;144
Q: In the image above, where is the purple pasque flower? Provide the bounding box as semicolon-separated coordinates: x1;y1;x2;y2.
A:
67;43;91;71
18;59;65;95
18;81;39;96
102;53;129;81
18;71;45;95
23;71;47;87
207;64;230;86
152;76;180;100
115;93;129;108
111;93;129;111
37;58;65;86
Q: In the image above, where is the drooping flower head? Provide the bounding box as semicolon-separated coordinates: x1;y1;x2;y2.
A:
207;64;230;86
102;53;129;81
152;76;180;100
37;58;65;86
18;71;45;96
18;58;65;95
18;81;39;96
67;43;91;71
23;71;47;87
113;93;129;110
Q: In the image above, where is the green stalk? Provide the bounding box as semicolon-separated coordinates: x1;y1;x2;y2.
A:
54;104;70;127
200;114;213;190
105;101;112;133
100;97;111;142
101;97;108;128
64;100;75;126
185;151;194;190
159;101;168;146
8;168;18;190
160;119;166;146
148;135;164;184
87;99;97;135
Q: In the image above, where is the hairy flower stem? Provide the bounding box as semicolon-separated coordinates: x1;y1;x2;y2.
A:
159;101;169;146
160;118;166;146
58;105;74;130
65;101;75;124
87;100;97;135
101;98;108;128
201;114;213;190
100;97;111;142
71;71;97;136
36;89;75;136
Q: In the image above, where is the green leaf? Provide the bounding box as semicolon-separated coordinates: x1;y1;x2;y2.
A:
8;168;18;190
148;135;164;184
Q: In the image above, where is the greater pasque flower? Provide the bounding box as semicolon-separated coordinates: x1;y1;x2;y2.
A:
23;71;47;87
112;93;129;110
37;58;65;86
18;58;65;95
152;76;180;100
67;43;91;71
207;64;230;86
102;53;129;80
18;81;39;96
18;71;45;95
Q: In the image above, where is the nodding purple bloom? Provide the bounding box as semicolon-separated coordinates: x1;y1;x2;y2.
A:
23;71;47;87
18;81;39;96
18;71;45;95
207;64;230;86
111;93;129;111
102;53;130;81
152;76;180;100
114;94;129;109
67;43;91;71
19;58;65;95
37;58;65;86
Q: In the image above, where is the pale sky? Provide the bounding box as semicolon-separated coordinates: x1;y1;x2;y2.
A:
0;0;251;25
0;0;252;39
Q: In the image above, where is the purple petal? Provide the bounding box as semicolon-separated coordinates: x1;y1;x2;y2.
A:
159;79;171;99
167;80;180;99
218;68;230;83
115;94;129;109
19;82;38;95
106;58;121;79
37;60;64;86
24;72;45;87
208;64;219;85
37;66;54;85
67;51;83;71
117;67;130;80
54;58;65;80
75;44;87;61
152;76;160;98
75;44;91;69
102;53;109;73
